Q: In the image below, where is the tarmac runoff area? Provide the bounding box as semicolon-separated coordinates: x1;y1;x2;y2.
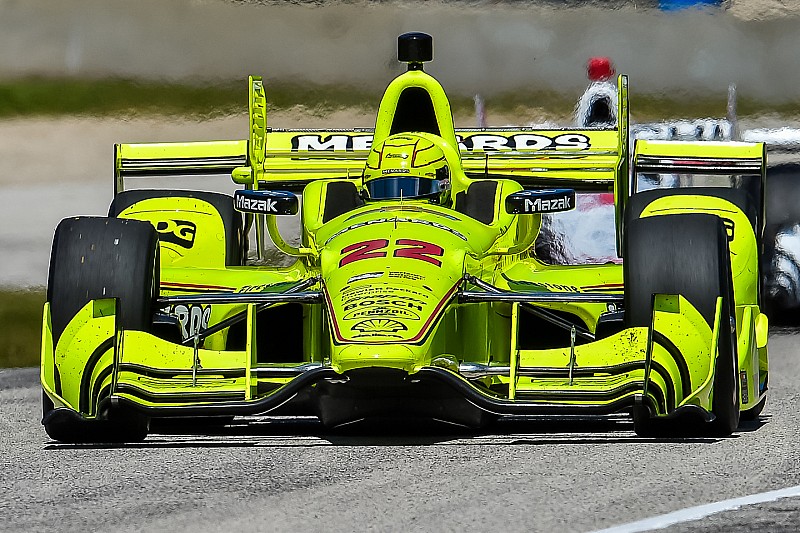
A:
1;332;800;531
0;112;375;288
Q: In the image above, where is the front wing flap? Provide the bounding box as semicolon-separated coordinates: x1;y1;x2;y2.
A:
42;287;727;421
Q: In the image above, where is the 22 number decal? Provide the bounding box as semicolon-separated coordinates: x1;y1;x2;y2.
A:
340;239;444;267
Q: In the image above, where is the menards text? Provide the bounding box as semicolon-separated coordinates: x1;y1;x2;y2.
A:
291;133;592;152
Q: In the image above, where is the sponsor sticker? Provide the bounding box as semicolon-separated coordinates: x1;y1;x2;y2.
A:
741;371;749;404
235;194;278;214
168;304;211;340
347;271;385;284
289;132;592;152
506;189;576;214
156;219;197;249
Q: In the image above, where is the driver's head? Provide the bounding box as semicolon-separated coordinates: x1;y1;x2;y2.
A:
363;133;450;204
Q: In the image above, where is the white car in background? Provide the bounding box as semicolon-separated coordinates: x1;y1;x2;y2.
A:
569;58;800;320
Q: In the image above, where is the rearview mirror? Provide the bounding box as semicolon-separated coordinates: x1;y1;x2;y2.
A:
234;189;298;215
505;189;576;214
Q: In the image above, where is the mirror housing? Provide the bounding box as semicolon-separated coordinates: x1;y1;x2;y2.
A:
505;189;576;214
232;166;253;185
234;189;298;215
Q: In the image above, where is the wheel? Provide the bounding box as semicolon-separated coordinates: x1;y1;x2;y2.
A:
48;217;159;345
625;213;739;437
45;216;157;442
109;189;246;266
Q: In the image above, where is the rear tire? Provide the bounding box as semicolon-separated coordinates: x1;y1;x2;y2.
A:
45;216;157;443
626;214;739;437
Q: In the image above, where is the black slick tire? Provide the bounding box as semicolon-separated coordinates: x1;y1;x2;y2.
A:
45;216;158;443
625;214;739;437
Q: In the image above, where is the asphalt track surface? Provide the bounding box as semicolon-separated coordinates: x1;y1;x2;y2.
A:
1;332;799;532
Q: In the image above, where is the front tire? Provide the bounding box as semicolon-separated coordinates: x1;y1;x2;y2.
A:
625;214;739;437
45;216;157;443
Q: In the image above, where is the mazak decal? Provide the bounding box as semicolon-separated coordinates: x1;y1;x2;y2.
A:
506;189;576;215
524;196;572;213
235;194;278;214
156;219;197;249
169;304;211;340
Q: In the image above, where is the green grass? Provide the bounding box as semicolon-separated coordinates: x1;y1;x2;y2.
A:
0;77;380;119
1;77;798;121
0;289;45;368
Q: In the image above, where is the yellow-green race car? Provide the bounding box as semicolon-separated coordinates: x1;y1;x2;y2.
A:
41;33;768;442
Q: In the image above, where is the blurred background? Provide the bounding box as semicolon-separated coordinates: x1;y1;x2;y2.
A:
1;0;800;117
1;0;800;365
1;0;799;288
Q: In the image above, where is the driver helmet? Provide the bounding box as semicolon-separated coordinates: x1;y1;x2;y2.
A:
363;133;450;204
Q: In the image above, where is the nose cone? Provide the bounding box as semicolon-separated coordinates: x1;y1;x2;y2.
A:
324;273;461;346
332;343;419;373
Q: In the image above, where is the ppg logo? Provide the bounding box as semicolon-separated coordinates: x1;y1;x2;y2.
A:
721;218;735;242
156;219;197;249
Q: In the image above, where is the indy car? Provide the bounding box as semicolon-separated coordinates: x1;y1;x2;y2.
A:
41;33;768;442
572;57;800;319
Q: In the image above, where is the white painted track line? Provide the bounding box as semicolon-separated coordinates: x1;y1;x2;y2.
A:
590;485;800;533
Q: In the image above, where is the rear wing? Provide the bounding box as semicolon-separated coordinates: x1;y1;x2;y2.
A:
114;140;247;194
114;75;630;195
257;127;623;189
631;138;767;238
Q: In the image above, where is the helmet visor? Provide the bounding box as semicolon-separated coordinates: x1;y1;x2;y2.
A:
365;176;445;200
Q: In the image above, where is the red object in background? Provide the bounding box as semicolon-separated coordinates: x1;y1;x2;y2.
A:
596;192;615;205
587;57;615;82
577;192;615;211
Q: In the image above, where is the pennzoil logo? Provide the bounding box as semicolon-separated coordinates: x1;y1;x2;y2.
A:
344;307;421;321
352;319;407;334
156;219;197;249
